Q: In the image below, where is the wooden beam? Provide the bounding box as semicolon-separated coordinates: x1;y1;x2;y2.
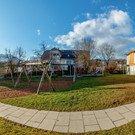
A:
14;68;23;88
41;61;55;92
23;64;31;85
37;69;46;94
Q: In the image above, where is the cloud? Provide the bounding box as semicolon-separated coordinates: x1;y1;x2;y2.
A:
74;15;79;21
54;9;135;50
125;1;129;10
37;29;40;36
85;13;91;19
49;36;52;40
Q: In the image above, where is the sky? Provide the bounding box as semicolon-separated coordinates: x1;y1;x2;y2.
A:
0;0;135;57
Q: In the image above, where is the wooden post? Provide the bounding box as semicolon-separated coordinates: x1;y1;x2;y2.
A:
37;69;46;94
14;68;23;87
50;66;54;79
23;64;31;85
73;65;76;82
41;61;55;92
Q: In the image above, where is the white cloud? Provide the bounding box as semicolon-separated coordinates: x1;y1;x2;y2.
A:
49;36;52;40
55;9;135;50
33;55;37;58
125;1;129;10
86;13;91;19
37;29;40;36
74;15;79;21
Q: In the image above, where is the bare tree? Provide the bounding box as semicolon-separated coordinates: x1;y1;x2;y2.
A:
100;43;115;67
74;38;97;70
5;49;17;83
33;41;46;58
15;47;25;64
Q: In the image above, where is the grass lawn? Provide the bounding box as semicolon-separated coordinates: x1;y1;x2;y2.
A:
0;117;135;135
1;73;135;111
0;81;28;88
5;75;65;82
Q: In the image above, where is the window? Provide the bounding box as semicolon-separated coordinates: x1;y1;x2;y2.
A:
66;60;71;64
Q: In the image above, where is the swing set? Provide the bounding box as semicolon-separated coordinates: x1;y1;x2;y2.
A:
14;60;76;94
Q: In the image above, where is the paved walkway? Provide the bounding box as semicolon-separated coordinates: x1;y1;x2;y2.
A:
0;102;135;133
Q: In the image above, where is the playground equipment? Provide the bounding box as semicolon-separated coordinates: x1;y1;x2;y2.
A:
13;60;77;94
6;59;104;94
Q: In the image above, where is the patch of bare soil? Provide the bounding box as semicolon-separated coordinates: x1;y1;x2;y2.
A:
0;78;73;99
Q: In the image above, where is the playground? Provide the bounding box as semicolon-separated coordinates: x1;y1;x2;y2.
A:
0;60;104;98
0;78;73;99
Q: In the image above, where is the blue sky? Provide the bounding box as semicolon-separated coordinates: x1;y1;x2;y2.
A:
0;0;135;57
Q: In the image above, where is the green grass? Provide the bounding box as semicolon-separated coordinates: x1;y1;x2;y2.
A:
1;73;135;111
0;117;135;135
0;81;28;88
5;75;65;82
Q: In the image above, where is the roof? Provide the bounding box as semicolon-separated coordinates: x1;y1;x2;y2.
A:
125;50;135;55
41;50;50;60
60;50;76;59
41;48;90;60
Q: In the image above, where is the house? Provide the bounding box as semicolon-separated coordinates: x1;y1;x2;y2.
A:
126;50;135;75
41;48;90;71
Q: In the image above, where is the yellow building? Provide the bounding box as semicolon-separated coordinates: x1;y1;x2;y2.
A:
126;50;135;75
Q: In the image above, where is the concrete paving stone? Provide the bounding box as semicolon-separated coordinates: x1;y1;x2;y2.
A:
69;120;84;133
115;106;129;114
0;105;11;112
104;108;115;113
10;110;26;118
124;103;135;109
18;107;29;112
85;125;100;132
53;126;68;133
4;115;17;121
25;121;40;128
39;110;49;114
1;102;135;133
82;111;94;116
30;111;47;123
107;111;124;122
97;117;115;130
38;119;56;130
128;106;135;113
0;109;14;117
83;115;98;125
56;116;69;126
0;103;5;107
7;106;19;112
14;114;32;124
94;110;108;119
23;109;38;116
131;103;135;106
46;111;59;120
122;111;135;122
70;112;82;120
114;119;128;127
58;112;70;118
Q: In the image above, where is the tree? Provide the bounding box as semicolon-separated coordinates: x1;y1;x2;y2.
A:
100;43;115;67
74;38;97;70
5;48;17;83
15;47;25;64
33;41;46;58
